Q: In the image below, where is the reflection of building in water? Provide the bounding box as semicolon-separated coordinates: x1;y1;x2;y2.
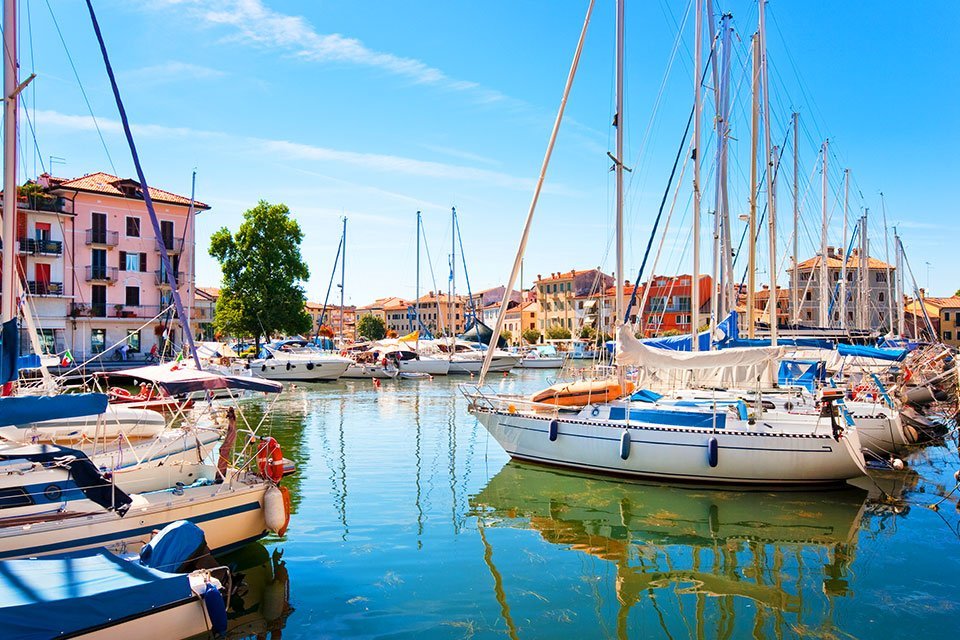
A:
470;463;868;639
218;543;294;638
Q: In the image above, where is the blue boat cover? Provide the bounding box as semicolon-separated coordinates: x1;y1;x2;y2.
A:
724;337;836;349
0;318;18;385
140;520;206;573
837;343;907;362
0;393;108;427
630;389;664;403
609;406;726;429
778;359;825;392
0;548;192;639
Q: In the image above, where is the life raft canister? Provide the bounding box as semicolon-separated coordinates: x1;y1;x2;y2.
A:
257;437;285;483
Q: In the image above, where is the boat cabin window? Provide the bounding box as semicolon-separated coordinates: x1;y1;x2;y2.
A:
0;487;33;509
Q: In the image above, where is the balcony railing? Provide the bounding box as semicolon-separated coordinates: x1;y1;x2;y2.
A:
85;265;118;283
85;229;119;247
155;270;184;287
18;238;63;256
26;281;64;296
156;237;184;253
18;195;65;213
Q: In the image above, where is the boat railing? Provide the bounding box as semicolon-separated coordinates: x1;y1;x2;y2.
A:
459;383;563;417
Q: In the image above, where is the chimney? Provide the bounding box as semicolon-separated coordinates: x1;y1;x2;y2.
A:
826;246;836;258
919;288;926;299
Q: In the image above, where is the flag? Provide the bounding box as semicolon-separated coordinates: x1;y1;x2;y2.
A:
60;349;74;368
175;351;184;363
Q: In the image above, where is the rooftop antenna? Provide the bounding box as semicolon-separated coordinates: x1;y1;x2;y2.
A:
48;155;66;174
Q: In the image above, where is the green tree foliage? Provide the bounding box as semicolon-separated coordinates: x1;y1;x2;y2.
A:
580;325;597;340
500;329;513;344
546;323;572;340
955;288;960;297
210;201;312;344
357;314;387;340
522;328;541;345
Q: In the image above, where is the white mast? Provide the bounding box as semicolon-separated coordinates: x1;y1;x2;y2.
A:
747;34;760;338
881;193;894;332
841;169;849;329
759;0;776;345
2;0;17;328
894;227;905;335
449;207;456;342
791;113;799;325
708;2;721;339
819;139;829;327
614;0;625;337
859;209;869;330
340;216;347;341
720;19;734;317
690;0;702;350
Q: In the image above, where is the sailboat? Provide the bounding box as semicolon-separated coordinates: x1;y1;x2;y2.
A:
464;0;867;486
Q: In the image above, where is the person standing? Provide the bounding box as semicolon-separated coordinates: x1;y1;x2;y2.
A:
217;407;238;483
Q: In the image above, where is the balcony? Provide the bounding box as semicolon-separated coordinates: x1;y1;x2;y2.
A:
156;237;184;254
155;270;184;287
26;281;64;296
18;238;63;256
18;194;65;213
85;265;119;283
85;229;119;247
108;304;168;319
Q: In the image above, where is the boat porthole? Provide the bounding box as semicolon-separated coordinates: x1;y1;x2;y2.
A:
784;401;793;411
307;363;315;370
286;363;292;371
44;485;62;501
261;365;266;372
591;405;600;417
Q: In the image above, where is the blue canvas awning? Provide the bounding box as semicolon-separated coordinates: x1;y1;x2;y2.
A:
837;343;907;362
0;548;193;639
0;394;108;427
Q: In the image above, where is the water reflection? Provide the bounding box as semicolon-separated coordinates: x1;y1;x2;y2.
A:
217;543;295;639
470;462;869;639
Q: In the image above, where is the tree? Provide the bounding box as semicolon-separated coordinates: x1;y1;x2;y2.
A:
500;329;513;344
546;323;572;340
580;325;597;340
955;288;960;297
522;328;541;344
210;201;312;345
357;314;387;340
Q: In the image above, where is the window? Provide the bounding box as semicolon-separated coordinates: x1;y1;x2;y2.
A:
944;312;950;322
945;331;953;341
126;330;141;352
875;272;887;282
805;291;812;301
847;272;853;281
879;292;885;302
806;311;812;320
37;329;55;354
122;252;142;272
126;216;141;237
91;328;106;354
833;272;839;281
125;286;140;307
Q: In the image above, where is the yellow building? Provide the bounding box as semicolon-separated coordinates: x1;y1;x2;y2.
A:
535;269;613;336
503;301;539;345
411;292;465;337
941;303;960;347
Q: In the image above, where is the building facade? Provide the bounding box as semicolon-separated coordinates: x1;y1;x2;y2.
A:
790;247;895;330
13;172;208;361
535;269;614;336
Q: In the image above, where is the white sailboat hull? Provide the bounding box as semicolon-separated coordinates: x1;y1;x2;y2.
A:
517;357;565;369
251;357;350;382
471;407;865;486
449;354;519;374
70;597;213;640
341;363;398;379
0;405;166;443
399;357;450;376
0;479;269;560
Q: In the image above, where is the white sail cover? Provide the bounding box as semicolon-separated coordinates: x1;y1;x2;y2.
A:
615;327;783;388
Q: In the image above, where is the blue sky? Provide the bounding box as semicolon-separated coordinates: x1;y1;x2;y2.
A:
22;0;960;305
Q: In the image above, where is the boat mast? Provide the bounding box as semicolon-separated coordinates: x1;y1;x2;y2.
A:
690;0;702;351
759;0;776;345
819;139;829;328
791;113;799;325
450;206;456;342
747;34;759;339
614;0;625;337
413;211;421;334
841;169;849;329
859;209;869;330
1;0;17;330
720;18;734;318
340;216;346;342
708;6;726;340
881;193;894;332
894;226;905;335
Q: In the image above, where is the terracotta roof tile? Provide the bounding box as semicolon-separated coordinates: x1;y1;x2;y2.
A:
50;172;210;209
794;255;893;270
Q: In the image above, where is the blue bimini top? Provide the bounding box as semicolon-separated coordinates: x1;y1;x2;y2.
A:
0;548;194;639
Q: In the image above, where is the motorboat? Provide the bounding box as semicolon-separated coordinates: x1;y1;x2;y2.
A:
430;340;519;374
250;339;352;382
516;345;565;369
340;347;399;379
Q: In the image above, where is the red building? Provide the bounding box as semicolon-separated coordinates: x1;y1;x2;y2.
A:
590;274;712;336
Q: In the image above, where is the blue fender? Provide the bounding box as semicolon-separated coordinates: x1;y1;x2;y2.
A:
707;437;719;468
620;430;631;460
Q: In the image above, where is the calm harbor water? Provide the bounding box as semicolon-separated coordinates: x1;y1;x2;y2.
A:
226;369;960;639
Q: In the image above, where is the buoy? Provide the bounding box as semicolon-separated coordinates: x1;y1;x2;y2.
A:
257;437;285;483
373;378;381;388
891;458;905;470
620;430;631;460
200;582;228;635
503;371;508;377
707;437;719;467
264;484;290;535
507;404;517;414
548;419;559;441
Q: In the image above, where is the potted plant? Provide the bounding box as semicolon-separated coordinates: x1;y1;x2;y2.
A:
114;304;124;318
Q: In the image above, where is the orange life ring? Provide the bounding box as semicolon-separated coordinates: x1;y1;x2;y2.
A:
109;386;132;398
256;437;285;483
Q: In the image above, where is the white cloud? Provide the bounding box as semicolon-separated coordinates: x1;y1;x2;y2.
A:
419;144;501;167
146;0;507;104
121;61;226;85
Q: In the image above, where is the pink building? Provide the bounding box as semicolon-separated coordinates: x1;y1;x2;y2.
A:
23;172;210;361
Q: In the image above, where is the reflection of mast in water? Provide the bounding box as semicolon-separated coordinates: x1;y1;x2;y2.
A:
447;390;458;533
471;463;870;638
337;395;348;540
414;389;424;549
477;518;519;640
